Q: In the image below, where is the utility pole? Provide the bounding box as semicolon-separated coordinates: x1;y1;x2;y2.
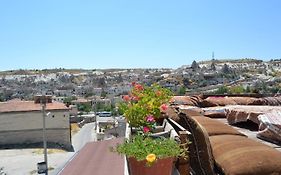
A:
42;99;48;175
37;95;50;175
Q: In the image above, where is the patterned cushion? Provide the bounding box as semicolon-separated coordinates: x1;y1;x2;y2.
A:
192;116;246;137
178;113;216;175
201;97;237;107
210;135;281;175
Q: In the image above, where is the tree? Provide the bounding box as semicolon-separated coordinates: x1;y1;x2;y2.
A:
63;96;77;103
178;86;186;95
63;96;77;106
229;85;245;94
77;103;92;113
215;85;229;94
245;86;251;93
95;103;114;113
101;90;107;98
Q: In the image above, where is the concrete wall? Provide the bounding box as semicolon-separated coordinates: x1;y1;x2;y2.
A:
0;110;71;150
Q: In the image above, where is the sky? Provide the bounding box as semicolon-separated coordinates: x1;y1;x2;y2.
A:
0;0;281;70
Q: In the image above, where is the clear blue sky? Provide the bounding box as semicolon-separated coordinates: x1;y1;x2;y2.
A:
0;0;281;70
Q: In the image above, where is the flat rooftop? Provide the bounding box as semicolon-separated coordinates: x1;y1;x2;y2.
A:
59;138;124;175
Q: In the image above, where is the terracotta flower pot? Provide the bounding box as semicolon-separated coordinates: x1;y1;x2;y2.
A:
127;157;175;175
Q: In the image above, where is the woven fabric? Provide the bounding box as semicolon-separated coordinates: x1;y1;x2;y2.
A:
210;135;281;175
258;110;281;143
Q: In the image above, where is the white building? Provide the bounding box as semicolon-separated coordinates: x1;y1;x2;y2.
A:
0;98;72;150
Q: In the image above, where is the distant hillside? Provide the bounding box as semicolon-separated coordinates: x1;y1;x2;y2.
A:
199;58;263;64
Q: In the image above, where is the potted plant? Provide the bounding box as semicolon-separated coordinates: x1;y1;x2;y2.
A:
115;134;186;175
118;82;172;132
113;83;187;175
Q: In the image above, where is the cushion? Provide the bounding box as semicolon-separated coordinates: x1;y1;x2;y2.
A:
204;111;226;118
257;111;281;144
203;108;226;118
230;97;258;105
201;96;237;107
210;135;281;175
178;113;216;175
192;116;246;137
170;96;200;106
162;106;180;122
251;98;264;105
179;107;203;116
260;96;281;106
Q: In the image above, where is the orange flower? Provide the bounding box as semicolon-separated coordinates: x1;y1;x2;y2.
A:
146;153;156;163
156;90;162;96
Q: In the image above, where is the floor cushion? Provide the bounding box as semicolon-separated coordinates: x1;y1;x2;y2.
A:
210;135;281;175
192;116;246;137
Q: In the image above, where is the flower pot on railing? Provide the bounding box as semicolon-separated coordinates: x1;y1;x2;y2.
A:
112;83;187;174
127;157;175;175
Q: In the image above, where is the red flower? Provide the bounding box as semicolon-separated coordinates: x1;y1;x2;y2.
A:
131;82;136;86
160;104;168;111
143;126;150;133
123;95;130;101
134;84;144;91
132;96;140;101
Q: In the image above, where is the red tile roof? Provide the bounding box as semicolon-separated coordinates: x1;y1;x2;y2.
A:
0;99;68;113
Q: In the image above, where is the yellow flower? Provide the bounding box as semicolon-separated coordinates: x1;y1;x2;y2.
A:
146;153;156;163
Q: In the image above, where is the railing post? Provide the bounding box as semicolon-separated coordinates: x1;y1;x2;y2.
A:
177;130;190;175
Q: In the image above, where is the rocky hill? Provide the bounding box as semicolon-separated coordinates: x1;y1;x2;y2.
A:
0;58;280;101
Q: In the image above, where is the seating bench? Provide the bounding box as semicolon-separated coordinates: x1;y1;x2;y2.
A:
177;110;281;175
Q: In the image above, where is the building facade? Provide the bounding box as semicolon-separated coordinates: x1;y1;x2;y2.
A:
0;99;72;150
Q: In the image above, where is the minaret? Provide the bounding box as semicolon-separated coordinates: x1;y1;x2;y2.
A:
212;52;215;60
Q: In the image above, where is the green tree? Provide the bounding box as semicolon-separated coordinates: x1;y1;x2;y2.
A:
215;86;229;94
63;96;77;105
101;90;107;98
95;103;113;112
77;103;92;113
229;85;245;94
245;86;251;93
178;86;186;95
